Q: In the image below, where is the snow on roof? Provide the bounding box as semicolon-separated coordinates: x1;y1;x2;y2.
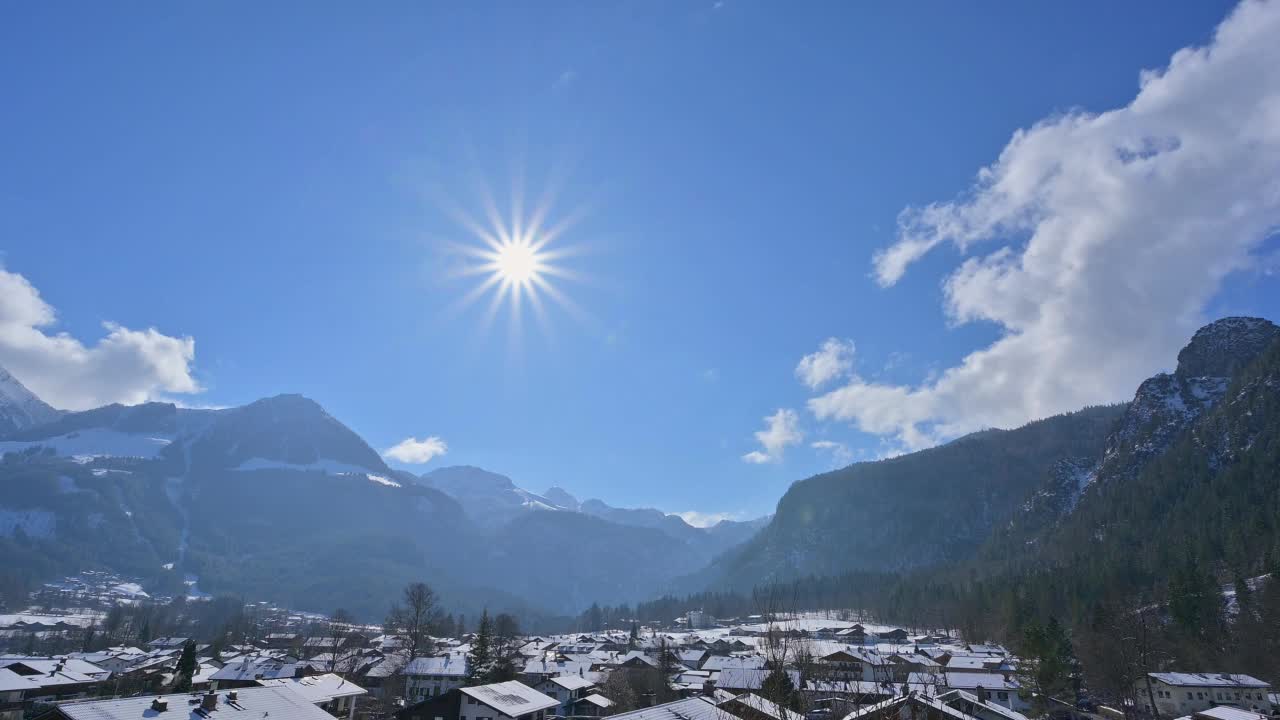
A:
721;693;805;720
937;673;1019;691
578;694;614;709
841;693;975;720
0;668;41;693
1150;673;1270;689
53;687;336;720
717;668;800;691
702;656;766;672
460;681;558;716
404;655;468;677
945;657;997;670
550;674;595;691
209;657;297;681
1179;708;1271;720
258;674;367;704
937;690;1029;720
603;696;739;720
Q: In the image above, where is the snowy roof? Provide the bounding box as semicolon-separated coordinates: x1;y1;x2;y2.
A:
1178;708;1270;720
937;673;1018;691
258;674;367;704
717;668;800;691
0;668;41;693
549;675;595;691
945;657;998;671
1150;673;1270;689
603;697;739;720
937;690;1029;720
460;681;558;716
52;687;336;720
577;694;614;709
721;693;805;720
0;658;110;688
209;657;297;681
702;656;766;672
841;693;975;720
404;655;467;677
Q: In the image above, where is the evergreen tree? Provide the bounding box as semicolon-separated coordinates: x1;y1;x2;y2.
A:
465;611;493;686
629;622;639;649
173;640;197;692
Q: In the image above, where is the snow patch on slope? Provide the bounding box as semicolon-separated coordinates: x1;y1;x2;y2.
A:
0;429;172;460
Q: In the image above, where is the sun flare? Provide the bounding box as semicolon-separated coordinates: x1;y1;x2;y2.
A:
445;192;587;340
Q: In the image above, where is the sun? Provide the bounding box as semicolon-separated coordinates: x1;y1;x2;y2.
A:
444;192;587;340
492;239;542;285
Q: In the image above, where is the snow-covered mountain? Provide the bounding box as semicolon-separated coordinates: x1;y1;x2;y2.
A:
417;465;568;528
0;386;758;619
0;365;60;435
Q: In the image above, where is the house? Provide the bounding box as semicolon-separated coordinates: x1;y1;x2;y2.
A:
935;690;1030;720
258;673;367;720
148;637;191;651
569;694;615;718
687;612;713;630
1174;707;1271;720
925;674;1027;713
404;655;469;702
716;669;801;695
601;696;739;720
717;693;805;720
878;630;910;644
208;656;299;686
0;657;110;709
1139;673;1273;718
533;674;597;715
839;689;1029;720
396;681;558;720
35;687;341;720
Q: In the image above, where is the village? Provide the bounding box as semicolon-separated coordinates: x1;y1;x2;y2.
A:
2;590;1276;720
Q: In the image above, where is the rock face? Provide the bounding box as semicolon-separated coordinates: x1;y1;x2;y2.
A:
0;365;60;434
1090;317;1280;492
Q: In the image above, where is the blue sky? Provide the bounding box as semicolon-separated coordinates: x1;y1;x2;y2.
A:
3;1;1278;522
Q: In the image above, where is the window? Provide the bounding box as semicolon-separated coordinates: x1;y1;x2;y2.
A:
997;692;1008;700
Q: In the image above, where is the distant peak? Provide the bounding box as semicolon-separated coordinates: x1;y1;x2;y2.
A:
1176;316;1279;379
542;486;580;510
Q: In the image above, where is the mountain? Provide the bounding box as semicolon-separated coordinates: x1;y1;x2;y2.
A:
418;466;567;528
0;365;59;435
698;316;1280;622
701;404;1125;590
0;389;759;620
979;317;1280;585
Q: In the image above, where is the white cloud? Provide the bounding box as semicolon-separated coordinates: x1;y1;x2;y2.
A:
811;439;854;466
0;266;200;410
673;510;741;528
742;408;803;463
795;338;856;390
384;435;449;464
817;0;1280;451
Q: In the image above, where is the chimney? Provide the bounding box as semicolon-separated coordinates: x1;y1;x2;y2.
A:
976;686;989;704
152;698;169;712
702;679;715;696
640;692;656;708
201;692;218;711
227;691;238;703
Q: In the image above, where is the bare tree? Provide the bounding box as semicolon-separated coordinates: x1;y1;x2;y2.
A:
386;582;440;661
326;608;356;676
